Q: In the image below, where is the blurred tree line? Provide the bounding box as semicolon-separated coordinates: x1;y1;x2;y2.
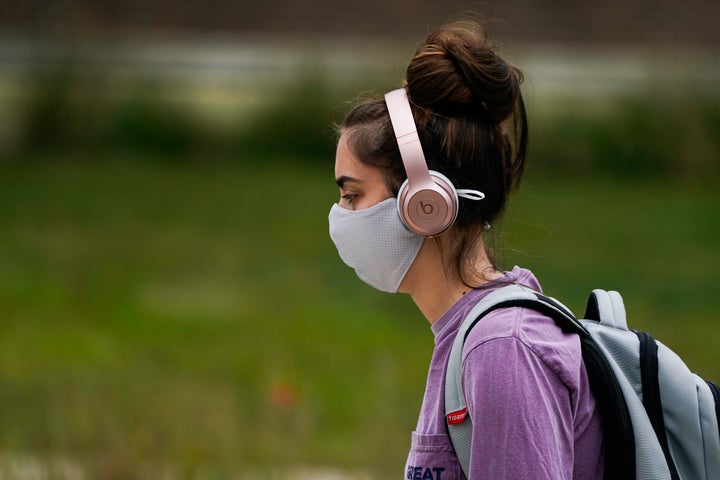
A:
4;58;719;182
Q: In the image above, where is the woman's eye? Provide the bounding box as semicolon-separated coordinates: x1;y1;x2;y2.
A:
341;194;356;205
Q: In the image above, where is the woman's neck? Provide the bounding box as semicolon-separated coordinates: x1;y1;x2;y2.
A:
399;238;502;324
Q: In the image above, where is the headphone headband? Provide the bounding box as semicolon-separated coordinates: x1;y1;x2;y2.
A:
384;89;436;190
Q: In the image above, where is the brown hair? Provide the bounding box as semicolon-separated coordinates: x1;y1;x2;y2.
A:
340;19;527;286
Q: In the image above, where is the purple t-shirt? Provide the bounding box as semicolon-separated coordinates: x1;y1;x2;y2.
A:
404;266;604;480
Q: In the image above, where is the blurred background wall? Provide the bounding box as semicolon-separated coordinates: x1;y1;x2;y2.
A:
4;0;720;42
0;2;718;480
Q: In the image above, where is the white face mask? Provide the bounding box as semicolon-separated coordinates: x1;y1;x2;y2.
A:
328;197;424;293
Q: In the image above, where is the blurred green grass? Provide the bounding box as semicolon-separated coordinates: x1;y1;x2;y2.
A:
0;55;718;478
0;154;717;478
0;155;428;478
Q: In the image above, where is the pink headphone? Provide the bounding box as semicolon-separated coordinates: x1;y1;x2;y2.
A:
385;88;484;237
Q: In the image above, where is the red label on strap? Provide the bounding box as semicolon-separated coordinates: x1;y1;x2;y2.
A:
447;407;468;425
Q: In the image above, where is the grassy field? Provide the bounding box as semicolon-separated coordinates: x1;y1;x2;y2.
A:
0;155;718;479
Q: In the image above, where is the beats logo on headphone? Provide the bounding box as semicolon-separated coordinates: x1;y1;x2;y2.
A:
384;88;460;237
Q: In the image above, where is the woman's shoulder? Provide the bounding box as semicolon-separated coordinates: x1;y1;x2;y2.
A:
463;266;578;354
462;303;577;350
461;298;584;390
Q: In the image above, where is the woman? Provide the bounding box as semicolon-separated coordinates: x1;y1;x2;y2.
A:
328;19;604;479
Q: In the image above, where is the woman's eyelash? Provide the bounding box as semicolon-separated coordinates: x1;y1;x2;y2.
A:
341;194;356;203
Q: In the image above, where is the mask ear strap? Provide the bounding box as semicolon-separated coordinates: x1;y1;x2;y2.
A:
457;189;485;201
458;189;488;229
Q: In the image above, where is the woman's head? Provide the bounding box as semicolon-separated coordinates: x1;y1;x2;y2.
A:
338;19;527;286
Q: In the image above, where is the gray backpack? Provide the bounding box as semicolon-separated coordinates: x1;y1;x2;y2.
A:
445;284;720;479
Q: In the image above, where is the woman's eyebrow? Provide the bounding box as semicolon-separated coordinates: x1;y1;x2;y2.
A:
336;175;362;188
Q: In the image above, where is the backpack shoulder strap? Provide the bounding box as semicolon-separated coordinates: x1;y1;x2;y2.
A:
444;284;589;477
445;285;641;480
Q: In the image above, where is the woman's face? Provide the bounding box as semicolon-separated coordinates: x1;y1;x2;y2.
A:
334;132;393;210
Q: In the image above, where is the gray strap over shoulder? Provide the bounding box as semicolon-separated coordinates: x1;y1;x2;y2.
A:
444;284;575;477
445;284;677;480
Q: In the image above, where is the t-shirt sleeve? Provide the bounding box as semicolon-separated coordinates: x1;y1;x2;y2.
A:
462;334;575;479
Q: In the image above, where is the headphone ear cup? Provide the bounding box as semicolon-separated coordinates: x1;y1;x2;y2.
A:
397;171;459;237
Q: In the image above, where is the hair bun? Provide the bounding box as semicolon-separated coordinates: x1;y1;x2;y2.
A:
406;20;523;123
